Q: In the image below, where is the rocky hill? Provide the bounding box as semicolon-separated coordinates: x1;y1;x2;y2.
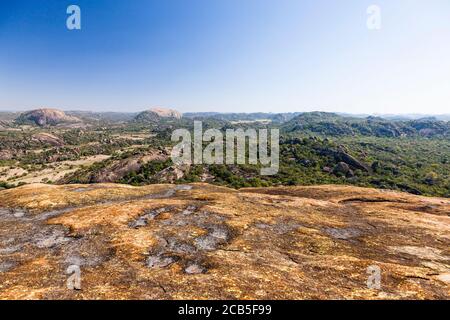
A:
133;108;182;123
150;107;182;119
15;108;81;127
0;183;448;299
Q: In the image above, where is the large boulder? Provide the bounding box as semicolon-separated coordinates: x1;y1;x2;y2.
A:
335;147;371;173
333;162;354;177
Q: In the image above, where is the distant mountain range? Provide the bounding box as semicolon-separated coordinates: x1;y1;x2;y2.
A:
183;112;302;123
1;108;449;138
282;112;450;138
337;113;450;122
2;108;449;123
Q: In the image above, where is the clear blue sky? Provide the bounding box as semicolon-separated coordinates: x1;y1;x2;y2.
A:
1;0;449;114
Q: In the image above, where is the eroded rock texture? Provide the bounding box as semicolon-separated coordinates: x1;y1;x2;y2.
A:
0;183;449;299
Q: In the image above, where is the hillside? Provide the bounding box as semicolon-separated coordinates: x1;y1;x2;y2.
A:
0;183;449;299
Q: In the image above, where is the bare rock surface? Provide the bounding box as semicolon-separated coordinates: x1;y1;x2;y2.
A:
149;107;182;119
0;183;449;299
31;133;64;147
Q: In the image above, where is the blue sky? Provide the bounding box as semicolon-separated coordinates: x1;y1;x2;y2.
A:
0;0;449;114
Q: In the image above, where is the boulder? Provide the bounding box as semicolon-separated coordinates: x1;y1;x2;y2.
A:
332;162;350;176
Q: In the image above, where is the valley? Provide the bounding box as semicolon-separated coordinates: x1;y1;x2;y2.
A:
1;108;449;197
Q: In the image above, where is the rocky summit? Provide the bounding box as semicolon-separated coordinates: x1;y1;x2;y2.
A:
0;183;449;299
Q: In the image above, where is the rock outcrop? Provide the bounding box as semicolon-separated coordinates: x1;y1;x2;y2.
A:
336;147;371;173
332;162;353;177
0;149;13;161
0;120;10;129
149;107;182;119
15;109;81;127
319;146;371;175
153;164;190;183
31;133;64;147
58;150;168;184
0;183;449;299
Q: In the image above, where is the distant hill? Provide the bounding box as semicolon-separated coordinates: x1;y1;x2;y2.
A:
15;108;81;127
133;108;182;123
183;112;301;123
337;113;450;121
282;112;450;138
380;114;450;121
66;111;138;123
0;112;20;122
183;111;450;124
149;107;182;119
